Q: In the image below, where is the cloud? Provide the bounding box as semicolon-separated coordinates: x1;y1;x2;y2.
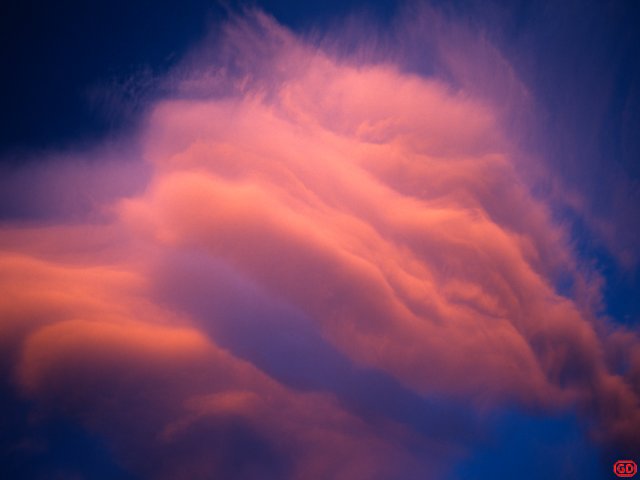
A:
1;251;444;479
0;6;638;478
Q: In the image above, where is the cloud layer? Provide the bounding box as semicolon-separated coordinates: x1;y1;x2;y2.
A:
1;7;639;479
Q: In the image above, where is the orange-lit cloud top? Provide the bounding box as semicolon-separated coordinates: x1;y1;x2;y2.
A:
1;9;639;478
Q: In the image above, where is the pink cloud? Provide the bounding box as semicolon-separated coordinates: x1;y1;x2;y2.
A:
0;7;638;477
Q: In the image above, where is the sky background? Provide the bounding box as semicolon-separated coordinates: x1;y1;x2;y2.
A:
1;1;639;479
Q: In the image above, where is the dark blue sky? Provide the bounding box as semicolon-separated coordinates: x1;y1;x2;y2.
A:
0;0;396;155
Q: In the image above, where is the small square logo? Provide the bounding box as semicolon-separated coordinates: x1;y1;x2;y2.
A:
614;460;638;478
